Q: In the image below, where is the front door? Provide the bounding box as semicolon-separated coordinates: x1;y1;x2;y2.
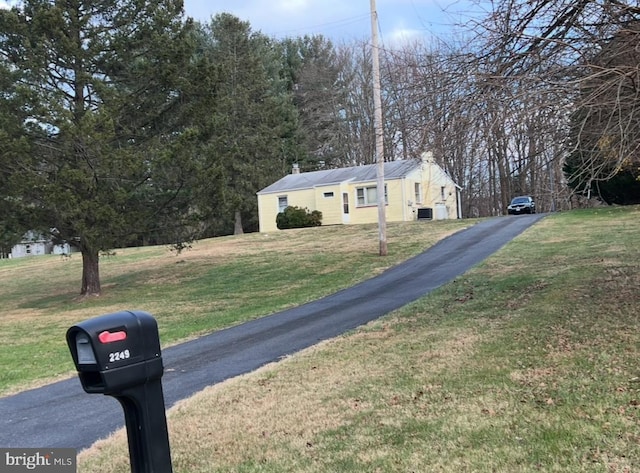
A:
342;192;350;223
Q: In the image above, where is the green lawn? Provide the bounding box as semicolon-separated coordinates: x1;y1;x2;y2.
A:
82;207;640;472
0;218;470;395
2;208;639;472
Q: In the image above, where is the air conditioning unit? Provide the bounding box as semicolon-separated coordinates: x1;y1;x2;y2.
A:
417;208;433;220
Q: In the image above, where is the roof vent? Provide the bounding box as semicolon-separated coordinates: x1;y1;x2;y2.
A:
292;163;300;174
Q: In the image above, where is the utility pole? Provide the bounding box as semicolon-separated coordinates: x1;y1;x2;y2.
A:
370;0;387;256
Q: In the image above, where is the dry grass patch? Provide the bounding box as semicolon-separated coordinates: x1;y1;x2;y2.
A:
78;317;483;473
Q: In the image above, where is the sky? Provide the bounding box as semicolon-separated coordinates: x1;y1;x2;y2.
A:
0;0;486;45
181;0;485;44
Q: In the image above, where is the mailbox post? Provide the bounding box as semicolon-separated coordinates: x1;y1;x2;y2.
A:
66;310;173;473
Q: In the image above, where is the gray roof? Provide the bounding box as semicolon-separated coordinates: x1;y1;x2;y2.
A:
258;160;420;195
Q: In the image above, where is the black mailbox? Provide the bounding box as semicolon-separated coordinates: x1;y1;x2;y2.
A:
67;310;173;473
67;310;162;394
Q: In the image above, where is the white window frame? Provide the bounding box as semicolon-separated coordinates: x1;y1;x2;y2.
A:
356;185;388;207
414;183;422;204
277;196;288;213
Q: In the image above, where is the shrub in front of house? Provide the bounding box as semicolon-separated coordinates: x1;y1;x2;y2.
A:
276;206;322;230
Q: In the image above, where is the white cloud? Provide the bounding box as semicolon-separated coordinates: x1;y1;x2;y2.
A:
385;27;426;46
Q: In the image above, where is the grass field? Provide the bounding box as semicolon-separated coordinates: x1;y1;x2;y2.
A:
2;208;639;472
0;218;470;396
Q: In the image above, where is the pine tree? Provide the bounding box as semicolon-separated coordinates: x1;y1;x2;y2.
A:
193;15;301;234
0;0;198;295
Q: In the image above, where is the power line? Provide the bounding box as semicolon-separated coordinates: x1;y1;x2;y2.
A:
267;13;371;38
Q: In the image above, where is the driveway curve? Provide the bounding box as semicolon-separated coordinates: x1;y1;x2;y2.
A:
0;214;545;450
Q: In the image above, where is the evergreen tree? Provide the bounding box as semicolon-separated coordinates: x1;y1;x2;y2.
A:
280;35;351;169
0;0;198;295
194;15;301;234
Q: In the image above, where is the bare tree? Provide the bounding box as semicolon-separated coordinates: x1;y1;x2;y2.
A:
377;38;569;216
477;0;640;203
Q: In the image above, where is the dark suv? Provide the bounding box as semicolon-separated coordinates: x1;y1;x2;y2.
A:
507;196;536;215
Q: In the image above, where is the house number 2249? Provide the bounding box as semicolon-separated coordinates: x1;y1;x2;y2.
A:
109;350;131;362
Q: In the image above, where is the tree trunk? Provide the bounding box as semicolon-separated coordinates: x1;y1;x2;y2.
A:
234;210;244;235
80;244;101;296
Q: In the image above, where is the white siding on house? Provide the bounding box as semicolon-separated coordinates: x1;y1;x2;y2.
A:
11;242;48;258
9;230;76;258
52;243;72;255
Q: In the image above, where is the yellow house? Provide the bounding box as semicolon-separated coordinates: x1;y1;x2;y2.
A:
257;152;462;232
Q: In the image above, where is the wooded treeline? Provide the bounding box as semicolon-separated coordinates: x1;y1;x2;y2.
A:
1;0;638;295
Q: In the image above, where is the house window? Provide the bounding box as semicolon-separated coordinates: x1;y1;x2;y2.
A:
323;192;334;198
278;196;288;213
356;185;387;206
414;183;422;204
441;186;446;201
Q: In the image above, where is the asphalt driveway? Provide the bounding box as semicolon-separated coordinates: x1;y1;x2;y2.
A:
0;214;545;450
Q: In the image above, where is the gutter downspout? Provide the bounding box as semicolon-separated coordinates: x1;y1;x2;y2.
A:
401;177;407;222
